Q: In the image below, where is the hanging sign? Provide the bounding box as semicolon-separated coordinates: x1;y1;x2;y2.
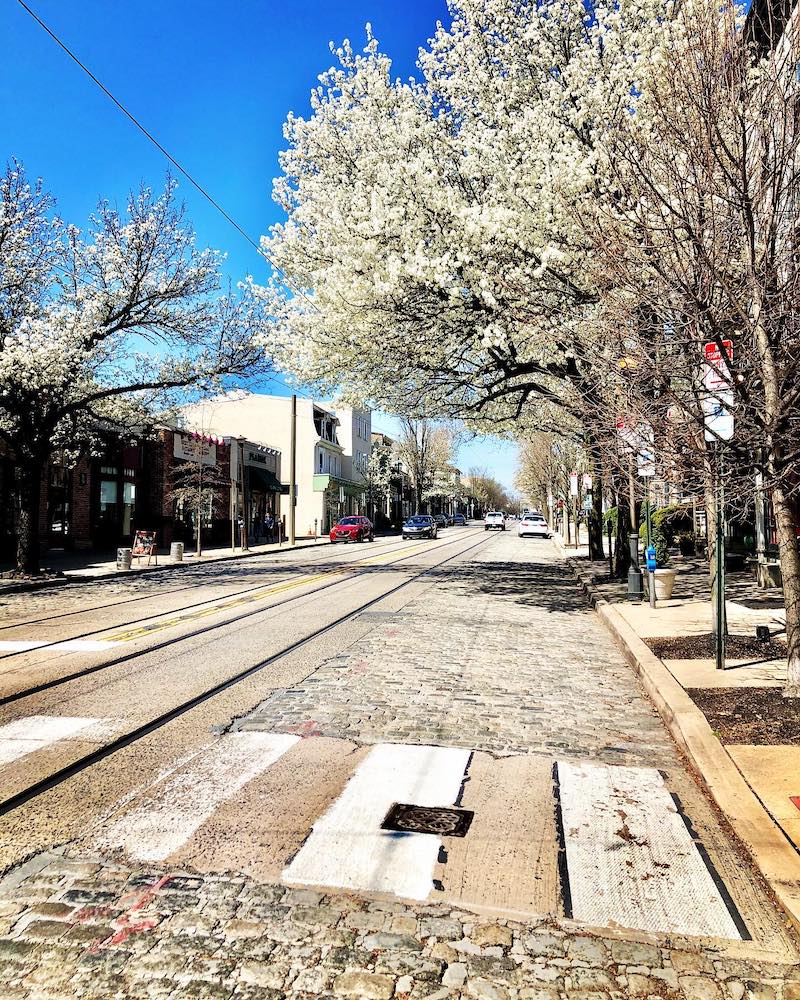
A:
174;433;217;467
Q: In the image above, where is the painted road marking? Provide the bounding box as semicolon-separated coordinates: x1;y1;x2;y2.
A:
283;742;471;901
557;760;742;940
0;715;103;767
0;639;116;653
1;535;464;651
95;732;299;861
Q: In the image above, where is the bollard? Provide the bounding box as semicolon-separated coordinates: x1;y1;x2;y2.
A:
170;541;184;562
117;547;132;571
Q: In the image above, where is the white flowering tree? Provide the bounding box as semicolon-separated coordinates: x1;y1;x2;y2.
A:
393;418;457;513
259;1;667;560
0;165;269;574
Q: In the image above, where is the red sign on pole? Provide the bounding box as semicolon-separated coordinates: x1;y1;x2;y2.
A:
703;340;734;390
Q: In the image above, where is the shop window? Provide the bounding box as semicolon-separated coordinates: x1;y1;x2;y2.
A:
99;479;118;525
122;482;136;536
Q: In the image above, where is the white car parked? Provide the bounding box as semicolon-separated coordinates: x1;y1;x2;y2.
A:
484;511;506;531
518;514;551;538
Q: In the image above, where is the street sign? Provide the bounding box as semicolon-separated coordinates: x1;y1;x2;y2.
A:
582;496;592;512
582;473;593;490
703;340;734;390
569;472;579;497
637;449;655;477
703;391;734;442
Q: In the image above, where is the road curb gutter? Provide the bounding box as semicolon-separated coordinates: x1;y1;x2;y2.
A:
0;536;331;596
563;550;800;936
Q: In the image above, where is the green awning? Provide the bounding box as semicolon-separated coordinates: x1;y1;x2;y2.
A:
248;465;283;493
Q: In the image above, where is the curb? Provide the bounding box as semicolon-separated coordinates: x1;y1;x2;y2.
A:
560;545;800;935
0;536;330;596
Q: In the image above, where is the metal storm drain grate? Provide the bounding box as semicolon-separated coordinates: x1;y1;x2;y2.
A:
381;803;474;837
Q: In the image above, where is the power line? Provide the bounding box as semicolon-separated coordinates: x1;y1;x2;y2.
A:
15;0;320;313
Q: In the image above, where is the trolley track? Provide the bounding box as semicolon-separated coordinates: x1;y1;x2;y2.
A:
0;535;407;636
0;531;482;707
0;531;493;817
0;535;412;659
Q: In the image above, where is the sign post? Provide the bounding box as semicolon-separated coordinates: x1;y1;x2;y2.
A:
703;340;734;669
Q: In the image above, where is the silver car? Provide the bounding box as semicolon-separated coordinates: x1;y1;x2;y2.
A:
402;515;438;540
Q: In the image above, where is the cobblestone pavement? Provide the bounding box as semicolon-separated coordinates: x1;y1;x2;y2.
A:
1;855;799;1000
1;533;799;998
237;538;672;765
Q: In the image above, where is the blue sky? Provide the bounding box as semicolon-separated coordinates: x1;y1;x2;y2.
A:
1;0;519;490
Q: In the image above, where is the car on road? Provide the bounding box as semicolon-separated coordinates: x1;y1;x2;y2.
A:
402;514;438;540
484;511;506;531
453;513;467;526
433;514;448;529
518;513;551;538
329;516;374;543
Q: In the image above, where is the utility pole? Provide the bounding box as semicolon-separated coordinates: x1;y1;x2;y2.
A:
289;394;297;546
240;439;249;552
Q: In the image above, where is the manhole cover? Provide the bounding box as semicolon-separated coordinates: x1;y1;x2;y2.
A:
381;803;474;837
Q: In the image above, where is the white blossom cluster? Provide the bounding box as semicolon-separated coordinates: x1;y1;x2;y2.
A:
258;0;671;430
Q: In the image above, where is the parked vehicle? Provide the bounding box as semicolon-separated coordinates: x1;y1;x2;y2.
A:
453;513;467;526
484;511;506;531
329;515;374;543
518;514;550;538
434;514;448;529
402;515;438;540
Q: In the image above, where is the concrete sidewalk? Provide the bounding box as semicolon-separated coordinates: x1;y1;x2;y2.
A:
557;533;800;932
0;535;332;594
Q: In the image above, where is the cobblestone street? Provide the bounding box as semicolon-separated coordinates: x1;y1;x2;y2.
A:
238;539;673;764
0;533;798;998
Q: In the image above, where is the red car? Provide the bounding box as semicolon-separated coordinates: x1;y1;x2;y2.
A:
329;515;374;543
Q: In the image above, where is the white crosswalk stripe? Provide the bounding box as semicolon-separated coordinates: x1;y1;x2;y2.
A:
95;732;299;861
557;760;743;940
282;743;471;901
0;639;117;652
0;715;104;767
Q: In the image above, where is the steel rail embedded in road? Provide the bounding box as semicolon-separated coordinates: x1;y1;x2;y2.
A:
0;531;483;707
0;531;493;817
0;535;412;656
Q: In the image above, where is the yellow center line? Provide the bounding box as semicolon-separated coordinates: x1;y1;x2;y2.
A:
102;538;438;644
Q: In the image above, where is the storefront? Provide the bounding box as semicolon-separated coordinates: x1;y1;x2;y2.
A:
92;446;142;548
230;439;282;544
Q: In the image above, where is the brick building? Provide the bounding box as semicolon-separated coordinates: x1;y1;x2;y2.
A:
0;427;281;563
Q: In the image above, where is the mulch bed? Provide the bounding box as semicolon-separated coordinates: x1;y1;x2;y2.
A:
647;632;787;661
688;687;800;745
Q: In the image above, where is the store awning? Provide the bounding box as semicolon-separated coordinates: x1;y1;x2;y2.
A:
248;465;283;493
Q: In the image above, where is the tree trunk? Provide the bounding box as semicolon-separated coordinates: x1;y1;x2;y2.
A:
771;484;800;695
587;438;605;560
15;455;43;575
614;482;632;579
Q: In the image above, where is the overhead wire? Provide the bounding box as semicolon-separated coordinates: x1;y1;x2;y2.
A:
14;0;321;314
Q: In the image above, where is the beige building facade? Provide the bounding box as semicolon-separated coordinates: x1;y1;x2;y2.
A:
180;392;371;537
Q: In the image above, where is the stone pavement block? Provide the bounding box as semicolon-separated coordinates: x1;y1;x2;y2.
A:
332;970;395;998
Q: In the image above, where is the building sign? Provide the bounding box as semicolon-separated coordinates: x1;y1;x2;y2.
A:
174;433;217;467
